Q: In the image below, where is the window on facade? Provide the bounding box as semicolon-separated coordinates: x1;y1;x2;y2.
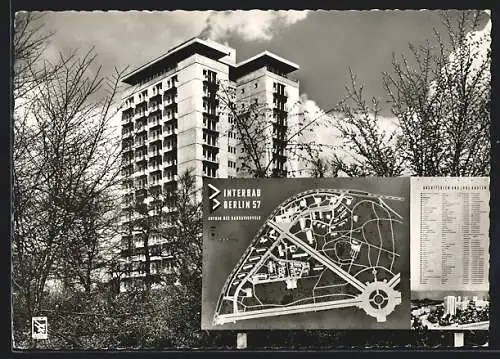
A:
150;158;161;168
149;114;160;124
150;172;162;183
164;169;177;180
204;69;216;83
138;161;147;170
203;133;218;146
150;144;161;154
126;97;134;108
203;163;217;177
203;116;217;131
203;148;218;162
153;83;162;95
136;178;147;188
203;100;216;115
135;136;145;146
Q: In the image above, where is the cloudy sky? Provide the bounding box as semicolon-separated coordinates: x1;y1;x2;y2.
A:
37;10;490;114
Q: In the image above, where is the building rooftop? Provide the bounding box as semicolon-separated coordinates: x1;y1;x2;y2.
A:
122;38;299;85
231;51;300;79
122;37;231;85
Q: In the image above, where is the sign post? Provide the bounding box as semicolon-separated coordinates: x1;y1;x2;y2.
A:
454;332;464;347
237;332;247;349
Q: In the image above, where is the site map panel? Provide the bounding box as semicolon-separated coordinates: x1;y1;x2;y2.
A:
202;178;410;330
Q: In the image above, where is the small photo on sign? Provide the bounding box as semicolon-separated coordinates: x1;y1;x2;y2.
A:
32;317;48;340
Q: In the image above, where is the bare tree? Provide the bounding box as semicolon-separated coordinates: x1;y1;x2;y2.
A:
120;187;166;292
12;41;127;346
384;10;490;176
333;10;490;177
161;169;203;283
13;12;52;99
118;167;203;294
59;188;121;295
331;68;406;177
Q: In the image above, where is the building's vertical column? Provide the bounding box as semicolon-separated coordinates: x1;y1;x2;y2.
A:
234;68;271;178
176;55;230;197
177;60;203;193
201;68;221;180
120;94;136;292
233;63;300;178
224;81;238;178
161;73;179;208
272;81;288;177
267;75;301;177
283;80;300;177
134;89;149;204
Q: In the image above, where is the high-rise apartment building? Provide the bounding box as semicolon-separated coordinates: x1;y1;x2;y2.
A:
118;37;300;291
444;295;457;316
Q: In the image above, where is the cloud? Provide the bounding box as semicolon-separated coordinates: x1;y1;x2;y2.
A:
291;92;404;177
292;93;342;160
295;94;399;142
199;10;309;41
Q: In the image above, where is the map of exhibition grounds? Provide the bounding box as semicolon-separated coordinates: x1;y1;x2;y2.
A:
202;178;411;330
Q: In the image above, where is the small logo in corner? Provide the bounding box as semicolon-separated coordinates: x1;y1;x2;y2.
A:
32;316;48;340
208;183;221;212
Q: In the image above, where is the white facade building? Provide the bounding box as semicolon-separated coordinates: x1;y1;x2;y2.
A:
118;37;300;290
444;295;457;316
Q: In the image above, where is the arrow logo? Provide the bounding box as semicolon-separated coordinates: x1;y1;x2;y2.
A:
208;183;221;199
212;198;221;211
208;183;221;211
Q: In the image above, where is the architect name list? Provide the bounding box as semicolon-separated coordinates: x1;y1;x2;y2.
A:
411;177;489;292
